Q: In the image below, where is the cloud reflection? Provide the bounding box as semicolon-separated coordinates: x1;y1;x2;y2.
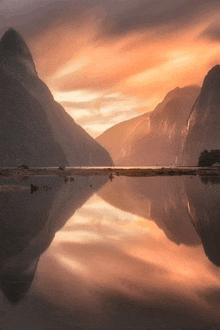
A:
34;193;220;328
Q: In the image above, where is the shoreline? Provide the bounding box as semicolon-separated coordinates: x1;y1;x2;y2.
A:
0;166;220;178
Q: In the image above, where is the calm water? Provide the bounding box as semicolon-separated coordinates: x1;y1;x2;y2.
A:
1;174;220;329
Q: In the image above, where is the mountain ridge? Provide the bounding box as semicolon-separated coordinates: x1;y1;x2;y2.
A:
0;28;112;167
181;65;220;165
97;85;200;165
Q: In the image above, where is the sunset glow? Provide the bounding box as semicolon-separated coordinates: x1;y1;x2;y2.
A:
3;3;220;326
1;1;220;136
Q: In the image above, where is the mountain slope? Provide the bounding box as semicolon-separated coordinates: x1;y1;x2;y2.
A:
97;86;200;166
182;65;220;165
0;28;112;166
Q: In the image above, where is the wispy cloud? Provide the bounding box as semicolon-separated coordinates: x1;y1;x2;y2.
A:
58;93;148;137
1;0;220;136
199;20;220;42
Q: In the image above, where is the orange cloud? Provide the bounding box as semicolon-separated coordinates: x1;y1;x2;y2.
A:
3;1;220;136
33;17;220;99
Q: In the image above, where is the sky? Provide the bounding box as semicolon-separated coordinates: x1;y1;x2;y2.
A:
1;0;220;137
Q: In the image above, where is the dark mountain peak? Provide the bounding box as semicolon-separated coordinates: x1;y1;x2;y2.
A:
0;28;112;167
201;64;220;91
0;28;33;62
198;64;220;107
206;64;220;77
181;65;220;165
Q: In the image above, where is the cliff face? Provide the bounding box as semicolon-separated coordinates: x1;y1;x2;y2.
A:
0;28;112;167
97;85;200;166
182;65;220;165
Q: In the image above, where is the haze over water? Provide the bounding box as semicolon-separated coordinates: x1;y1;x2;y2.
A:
1;175;220;329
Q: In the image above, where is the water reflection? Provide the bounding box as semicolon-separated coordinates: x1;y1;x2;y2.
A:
200;175;220;185
0;175;107;304
99;176;200;246
1;175;220;329
187;176;220;266
34;185;220;329
99;175;220;267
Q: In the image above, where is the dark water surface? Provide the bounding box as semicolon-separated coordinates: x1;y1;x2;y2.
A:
1;175;220;329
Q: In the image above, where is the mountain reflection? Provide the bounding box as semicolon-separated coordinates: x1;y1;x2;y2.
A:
2;175;220;329
32;184;220;330
200;175;220;185
99;175;220;266
187;176;220;266
98;176;201;246
0;175;107;304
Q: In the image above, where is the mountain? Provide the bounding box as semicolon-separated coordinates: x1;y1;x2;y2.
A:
97;86;200;166
182;65;220;165
0;28;112;167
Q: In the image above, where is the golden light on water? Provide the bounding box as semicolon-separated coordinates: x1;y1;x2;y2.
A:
36;193;220;322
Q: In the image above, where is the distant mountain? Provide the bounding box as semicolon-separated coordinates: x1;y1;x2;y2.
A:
182;65;220;165
97;86;200;166
0;28;112;167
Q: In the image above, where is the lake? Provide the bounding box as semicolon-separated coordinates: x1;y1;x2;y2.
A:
1;174;220;329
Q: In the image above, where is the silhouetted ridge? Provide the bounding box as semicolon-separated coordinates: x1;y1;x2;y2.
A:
202;65;220;91
0;28;33;62
181;64;220;165
206;64;220;78
198;64;220;107
0;29;112;166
